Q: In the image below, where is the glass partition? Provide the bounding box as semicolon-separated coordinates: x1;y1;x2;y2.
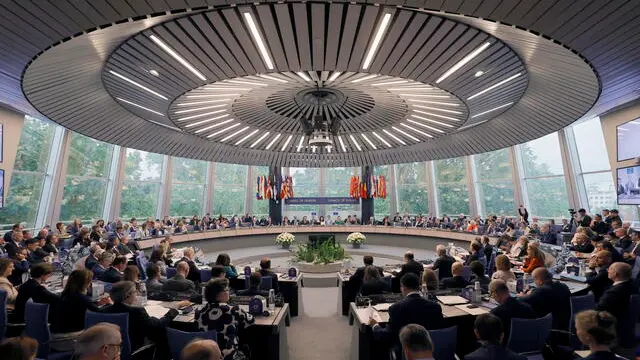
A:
119;149;164;219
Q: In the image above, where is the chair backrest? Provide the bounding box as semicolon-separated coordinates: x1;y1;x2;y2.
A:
85;310;131;360
0;289;7;341
462;266;471;282
486;250;497;276
136;254;149;280
61;237;75;250
166;267;177;279
507;313;553;354
167;328;217;360
632;256;640;279
382;276;392;289
24;300;52;358
259;276;272;291
200;269;212;283
428;326;457;360
569;293;595;349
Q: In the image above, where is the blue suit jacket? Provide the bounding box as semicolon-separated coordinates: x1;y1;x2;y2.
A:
372;293;443;343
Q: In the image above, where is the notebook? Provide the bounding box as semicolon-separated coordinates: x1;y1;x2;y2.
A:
437;295;469;305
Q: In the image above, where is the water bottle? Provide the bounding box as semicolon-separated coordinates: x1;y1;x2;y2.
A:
138;282;147;306
268;289;275;312
473;281;482;304
523;273;530;290
201;286;207;305
421;284;428;299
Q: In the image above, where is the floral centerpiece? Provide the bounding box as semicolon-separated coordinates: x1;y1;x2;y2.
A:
346;232;366;248
276;232;295;248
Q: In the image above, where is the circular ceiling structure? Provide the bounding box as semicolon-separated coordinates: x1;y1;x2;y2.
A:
20;2;600;167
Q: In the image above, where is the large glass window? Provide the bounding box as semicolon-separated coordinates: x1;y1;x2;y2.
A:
60;133;114;222
434;157;470;215
472;149;515;216
251;166;269;218
170;157;207;216
374;166;391;219
284;167;320;217
395;163;428;215
518;132;569;218
212;163;247;217
119;149;165;219
326;167;359;218
0;116;57;229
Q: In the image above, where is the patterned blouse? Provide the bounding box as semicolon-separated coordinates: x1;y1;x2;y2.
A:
195;302;255;360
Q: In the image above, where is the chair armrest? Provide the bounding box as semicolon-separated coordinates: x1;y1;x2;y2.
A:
131;343;156;359
389;348;397;360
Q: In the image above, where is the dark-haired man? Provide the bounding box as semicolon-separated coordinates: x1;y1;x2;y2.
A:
101;256;127;283
237;272;269;297
590;214;611;235
577;209;592;228
350;255;384;283
259;258;279;294
465;313;526;360
13;263;59;322
518;268;571;332
394;251;423;280
488;280;534;343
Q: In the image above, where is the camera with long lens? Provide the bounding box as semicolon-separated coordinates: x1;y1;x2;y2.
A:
568;209;576;215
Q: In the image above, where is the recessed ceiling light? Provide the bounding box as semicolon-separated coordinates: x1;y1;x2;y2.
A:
412;105;462;115
243;12;274;70
471;102;513;118
265;134;282;150
149;34;206;81
328;72;342;82
149;69;160;77
259;74;288;83
372;80;408;86
349;135;362;151
362;13;392;70
177;109;226;122
225;79;268;86
296;72;312;82
351;74;378;83
399;94;450;98
250;132;270;148
312;146;317;153
235;129;259;145
382;129;406;145
194;118;235;133
406;119;444;133
186;94;239;98
391;126;420;142
109;71;168;100
410;114;454;128
467;73;522;100
186;114;231;128
407;99;460;107
401;123;433;138
413;109;460;122
174;104;226;114
361;134;377;150
338;136;347;152
372;132;392;148
474;71;484;77
281;135;293;151
207;123;240;138
326;146;331;153
296;136;305;152
115;98;164;116
436;42;491;83
176;99;230;106
221;126;249;142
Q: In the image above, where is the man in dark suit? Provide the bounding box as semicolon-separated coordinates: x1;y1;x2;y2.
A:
431;245;454;280
350;255;384;283
105;281;178;352
623;230;640;263
163;261;197;294
488;280;534;343
101;256;127;283
12;263;60;323
399;324;434;360
84;244;101;271
179;247;201;284
259;258;280;294
370;273;443;344
440;262;470;289
394;251;423;280
613;228;633;252
4;230;24;259
465;314;526;360
518;268;571;332
586;250;613;301
590;214;611;235
25;238;48;264
237;272;269;297
597;262;637;356
577;209;592;228
3;223;22;244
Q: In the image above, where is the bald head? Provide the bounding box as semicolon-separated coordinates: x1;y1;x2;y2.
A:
181;339;222;360
532;267;552;286
76;323;121;358
177;261;190;276
608;262;632;282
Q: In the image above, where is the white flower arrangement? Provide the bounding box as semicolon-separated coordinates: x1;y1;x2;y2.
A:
276;232;295;245
346;232;366;245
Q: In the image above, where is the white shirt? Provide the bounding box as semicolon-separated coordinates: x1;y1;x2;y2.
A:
613;280;630;286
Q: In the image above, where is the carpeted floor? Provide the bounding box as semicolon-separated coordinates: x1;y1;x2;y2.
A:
287;287;351;360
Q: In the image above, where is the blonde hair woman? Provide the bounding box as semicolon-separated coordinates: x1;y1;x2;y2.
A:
490;254;516;283
575;310;617;360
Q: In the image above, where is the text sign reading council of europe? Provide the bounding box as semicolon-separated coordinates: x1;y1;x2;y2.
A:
284;197;359;205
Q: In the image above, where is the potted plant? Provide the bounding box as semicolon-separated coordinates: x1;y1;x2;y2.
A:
346;232;366;248
276;232;295;249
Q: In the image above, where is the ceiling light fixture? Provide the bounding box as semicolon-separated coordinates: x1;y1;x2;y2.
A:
186;94;239;98
413;109;460;122
281;135;293;151
194;118;235;133
243;12;274;70
351;74;378;83
406;119;444;133
296;72;312;82
361;134;377;150
362;13;392;70
177;109;226;122
410;114;454;128
349;135;362;151
391;126;420;142
185;114;230;128
115;98;164;116
471;102;513;118
412;105;462;115
296;136;305;152
436;42;491;83
226;79;268;86
265;134;282;150
382;129;406;145
474;70;484;77
250;132;270;148
176;99;230;106
337;136;347;152
174;104;226;114
207;123;240;138
467;72;522;100
372;132;392;148
235;129;259;145
109;70;168;100
149;34;206;81
149;69;160;76
372;80;408;86
312;146;317;153
401;123;433;138
258;74;288;83
221;126;249;142
407;99;460;106
326;146;331;153
328;72;342;82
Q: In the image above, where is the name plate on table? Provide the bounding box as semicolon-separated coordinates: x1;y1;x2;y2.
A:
288;267;297;278
244;266;252;277
248;297;265;315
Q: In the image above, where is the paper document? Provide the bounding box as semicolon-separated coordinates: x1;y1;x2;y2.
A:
437;296;469;305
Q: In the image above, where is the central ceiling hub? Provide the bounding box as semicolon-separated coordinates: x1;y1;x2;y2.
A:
296;88;345;106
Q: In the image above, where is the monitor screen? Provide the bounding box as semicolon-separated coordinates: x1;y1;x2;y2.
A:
617;118;640;161
617;165;640;205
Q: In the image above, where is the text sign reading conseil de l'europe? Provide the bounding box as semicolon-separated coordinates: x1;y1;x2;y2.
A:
284;197;360;205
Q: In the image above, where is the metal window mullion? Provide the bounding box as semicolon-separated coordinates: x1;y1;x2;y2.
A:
108;146;127;221
469;155;484;217
510;145;526;211
102;145;121;221
558;129;581;210
204;162;215;215
464;155;478;217
389;164;398;215
161;156;173;217
41;126;70;226
244;165;253;216
429;161;440;217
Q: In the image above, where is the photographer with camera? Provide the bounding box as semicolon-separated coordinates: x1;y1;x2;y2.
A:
577;209;592;228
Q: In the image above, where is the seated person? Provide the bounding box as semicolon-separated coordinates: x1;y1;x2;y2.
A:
163;261;197;294
464;241;487;267
465;313;526;360
518;268;571;332
42;234;59;254
586;250;613;301
117;236;135;256
575;310;619;360
598;241;624;264
237;272;269;297
538;222;557;244
181;339;222;360
8;248;30;286
0;258;19;308
0;337;38;360
420;269;439;302
92;251;113;280
122;265;140;283
210;265;226;280
145;264;166;293
481;235;494;260
196;278;255;360
100;255;127;283
440;262;469;289
509;236;528;258
359;266;391;296
521;244;545;274
399;324;434;360
488;280;534;344
25;238;48;264
622;230;640;262
75;323;122;360
13;263;60;323
215;253;237;280
105;281;179;352
394;251;424;280
84;245;103;271
258;258;279;294
590;214;611;235
299;216;311;226
349;255;384;288
570;233;595;253
491;254;516;283
370;273;443;344
430;245;454;280
470;261;490;292
612;228;632;252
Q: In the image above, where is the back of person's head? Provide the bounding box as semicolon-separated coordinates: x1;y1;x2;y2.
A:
404;251;414;261
99;251;115;265
0;258;13;277
363;266;381;281
400;273;420;292
532;267;552;284
260;258;271;270
30;263;54;279
177;261;190;275
421;269;438;291
215;253;230;267
575;310;617;347
610;262;632;281
469;261;485;277
474;313;503;344
123;265;140;282
399;324;433;359
210;265;225;279
63;269;93;297
363;255;374;265
451;262;464;276
249;272;262;288
112;256;127;268
204;278;229;303
0;336;38;360
436;244;446;256
109;281;136;304
184;247;195;258
76;322;122;358
150;248;164;262
470;241;481;253
495;254;511;272
181;339;222;360
481;235;490;244
146;264;160;280
489;279;509;299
